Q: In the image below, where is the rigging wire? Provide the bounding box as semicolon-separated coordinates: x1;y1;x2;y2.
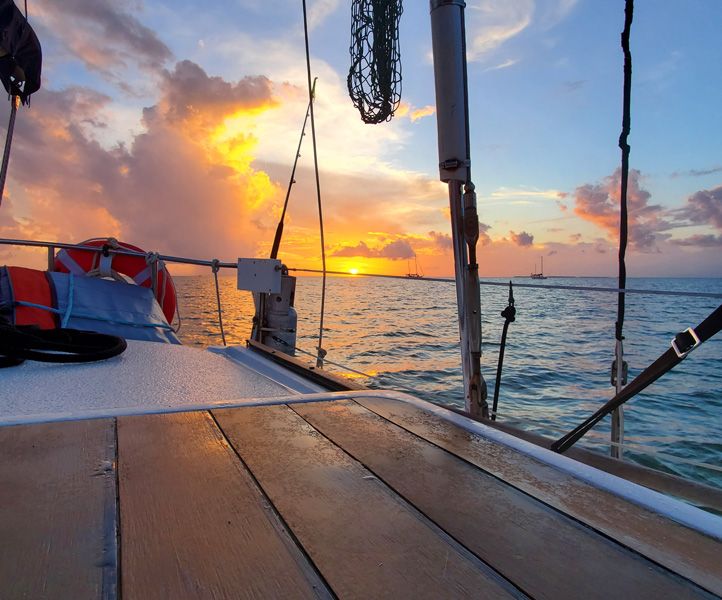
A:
301;0;327;368
286;268;722;300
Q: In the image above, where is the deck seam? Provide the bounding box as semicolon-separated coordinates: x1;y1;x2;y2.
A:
354;398;718;596
207;410;338;600
285;403;531;600
111;417;121;600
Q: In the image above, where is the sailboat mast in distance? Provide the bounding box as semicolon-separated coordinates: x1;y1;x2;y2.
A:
531;256;547;279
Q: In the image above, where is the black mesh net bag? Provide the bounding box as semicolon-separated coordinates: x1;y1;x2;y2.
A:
348;0;403;124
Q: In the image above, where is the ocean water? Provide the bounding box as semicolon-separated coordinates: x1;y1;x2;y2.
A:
174;274;722;490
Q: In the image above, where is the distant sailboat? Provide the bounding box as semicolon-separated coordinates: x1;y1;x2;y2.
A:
406;254;424;279
531;256;547;280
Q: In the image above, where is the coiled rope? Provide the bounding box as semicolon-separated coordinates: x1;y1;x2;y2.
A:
348;0;404;124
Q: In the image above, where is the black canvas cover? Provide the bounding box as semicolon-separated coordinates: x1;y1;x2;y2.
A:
0;0;41;103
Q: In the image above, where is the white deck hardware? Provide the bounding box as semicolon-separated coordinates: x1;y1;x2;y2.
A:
237;258;282;293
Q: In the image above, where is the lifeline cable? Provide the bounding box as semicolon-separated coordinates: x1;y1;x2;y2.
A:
301;0;327;368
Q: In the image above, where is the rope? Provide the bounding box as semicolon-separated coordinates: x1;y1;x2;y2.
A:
610;0;634;458
348;0;404;124
211;259;226;346
0;96;20;206
301;0;328;368
617;0;633;344
287;268;722;299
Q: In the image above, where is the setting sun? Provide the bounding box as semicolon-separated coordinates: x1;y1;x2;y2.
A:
349;268;359;275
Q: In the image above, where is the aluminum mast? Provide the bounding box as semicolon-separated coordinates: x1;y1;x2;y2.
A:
429;0;487;418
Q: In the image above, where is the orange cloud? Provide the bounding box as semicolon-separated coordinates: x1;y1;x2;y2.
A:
573;169;672;251
2;61;282;263
410;105;436;122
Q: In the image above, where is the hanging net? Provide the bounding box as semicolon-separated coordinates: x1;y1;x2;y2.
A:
348;0;403;124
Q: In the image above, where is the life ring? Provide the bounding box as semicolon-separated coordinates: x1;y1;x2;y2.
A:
54;238;177;324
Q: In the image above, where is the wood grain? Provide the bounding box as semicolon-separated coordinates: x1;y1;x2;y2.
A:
117;411;329;600
357;395;722;597
293;399;713;600
0;419;118;600
214;404;522;600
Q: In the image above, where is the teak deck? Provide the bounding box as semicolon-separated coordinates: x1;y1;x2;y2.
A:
1;397;720;599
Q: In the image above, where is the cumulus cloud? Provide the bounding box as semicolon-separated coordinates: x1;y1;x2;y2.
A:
4;61;283;259
35;0;173;83
332;239;415;260
159;60;276;124
428;230;452;250
573;169;672;251
479;221;492;246
675;186;722;229
509;230;534;246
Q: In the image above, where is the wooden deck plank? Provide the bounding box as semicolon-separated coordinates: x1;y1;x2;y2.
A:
0;419;118;600
117;411;330;600
357;396;722;596
214;404;523;600
293;399;712;600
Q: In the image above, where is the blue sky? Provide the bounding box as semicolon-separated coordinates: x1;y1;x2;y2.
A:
1;0;721;276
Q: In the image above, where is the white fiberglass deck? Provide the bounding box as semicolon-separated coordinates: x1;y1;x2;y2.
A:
0;340;325;425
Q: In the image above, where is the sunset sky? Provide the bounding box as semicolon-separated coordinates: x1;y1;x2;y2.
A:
1;0;720;277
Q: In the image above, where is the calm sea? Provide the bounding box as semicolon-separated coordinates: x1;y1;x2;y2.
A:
175;275;722;490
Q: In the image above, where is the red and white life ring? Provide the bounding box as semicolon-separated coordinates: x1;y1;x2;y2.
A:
54;238;177;324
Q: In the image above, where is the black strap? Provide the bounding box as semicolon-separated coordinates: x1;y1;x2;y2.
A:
552;303;722;453
491;282;515;421
0;324;127;367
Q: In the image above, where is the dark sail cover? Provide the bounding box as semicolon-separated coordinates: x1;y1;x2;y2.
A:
0;0;41;103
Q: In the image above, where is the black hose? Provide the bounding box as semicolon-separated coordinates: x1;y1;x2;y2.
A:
0;324;127;368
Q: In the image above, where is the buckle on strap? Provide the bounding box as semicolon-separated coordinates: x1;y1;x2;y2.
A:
671;327;701;358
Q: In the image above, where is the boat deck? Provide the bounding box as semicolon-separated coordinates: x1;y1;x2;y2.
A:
2;394;720;599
